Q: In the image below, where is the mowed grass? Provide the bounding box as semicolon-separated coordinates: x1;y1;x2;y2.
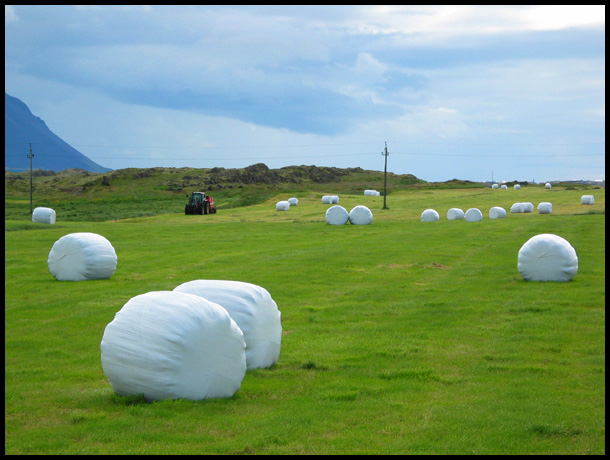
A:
5;186;605;454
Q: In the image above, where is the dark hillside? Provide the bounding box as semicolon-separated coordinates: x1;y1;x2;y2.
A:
5;93;111;173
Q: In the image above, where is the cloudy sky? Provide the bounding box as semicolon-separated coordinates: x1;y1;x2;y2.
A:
5;5;605;182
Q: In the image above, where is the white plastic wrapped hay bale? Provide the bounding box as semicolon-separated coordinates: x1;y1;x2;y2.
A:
510;203;524;213
514;184;521;190
545;182;552;189
447;208;464;220
276;201;290;211
489;206;506;219
581;195;595;205
421;209;439;222
330;195;340;204
48;232;117;281
538;202;553;214
32;207;56;224
325;205;349;225
522;202;534;213
517;234;578;281
321;195;333;204
491;184;499;189
101;291;246;401
501;184;508;190
349;205;373;225
288;197;299;206
464;208;483;222
174;280;282;370
364;189;378;196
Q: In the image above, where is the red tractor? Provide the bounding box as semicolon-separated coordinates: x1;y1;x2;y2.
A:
185;192;217;215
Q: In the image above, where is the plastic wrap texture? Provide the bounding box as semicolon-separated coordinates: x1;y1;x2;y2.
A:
276;201;290;211
538;202;552;214
464;208;483;222
288;197;299;206
517;234;578;281
32;207;56;224
447;208;464;220
325;205;349;225
174;280;282;370
489;206;506;219
421;209;439;222
48;232;117;281
349;205;373;225
511;203;524;213
101;291;246;401
322;195;339;204
581;195;595;205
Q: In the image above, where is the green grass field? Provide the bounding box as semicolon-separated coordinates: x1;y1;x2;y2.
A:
5;185;605;454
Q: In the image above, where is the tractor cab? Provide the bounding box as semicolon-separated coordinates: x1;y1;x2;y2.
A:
185;192;216;215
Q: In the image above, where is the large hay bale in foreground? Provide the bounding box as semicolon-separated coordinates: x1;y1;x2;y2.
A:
489;206;506;219
522;202;534;213
464;208;483;222
325;205;349;225
32;207;56;224
447;208;464;220
101;291;246;401
421;209;440;222
545;182;552;189
517;234;578;281
47;232;117;281
174;280;282;370
349;205;373;225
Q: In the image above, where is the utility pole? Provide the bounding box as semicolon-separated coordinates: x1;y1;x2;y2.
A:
28;143;34;214
381;142;389;209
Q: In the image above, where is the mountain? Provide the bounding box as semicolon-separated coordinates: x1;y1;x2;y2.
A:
4;93;111;173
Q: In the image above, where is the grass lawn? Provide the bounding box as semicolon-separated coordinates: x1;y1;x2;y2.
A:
4;185;605;454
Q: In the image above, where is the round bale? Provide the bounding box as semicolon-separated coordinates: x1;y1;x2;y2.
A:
464;208;483;222
47;232;117;281
510;203;524;213
325;205;349;225
421;209;440;222
489;206;507;219
288;197;299;206
32;207;56;224
276;201;290;211
514;184;521;189
538;202;553;214
522;202;534;213
517;234;578;281
101;291;246;401
174;280;282;370
447;208;464;220
581;195;595;205
545;182;552;189
349;205;373;225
